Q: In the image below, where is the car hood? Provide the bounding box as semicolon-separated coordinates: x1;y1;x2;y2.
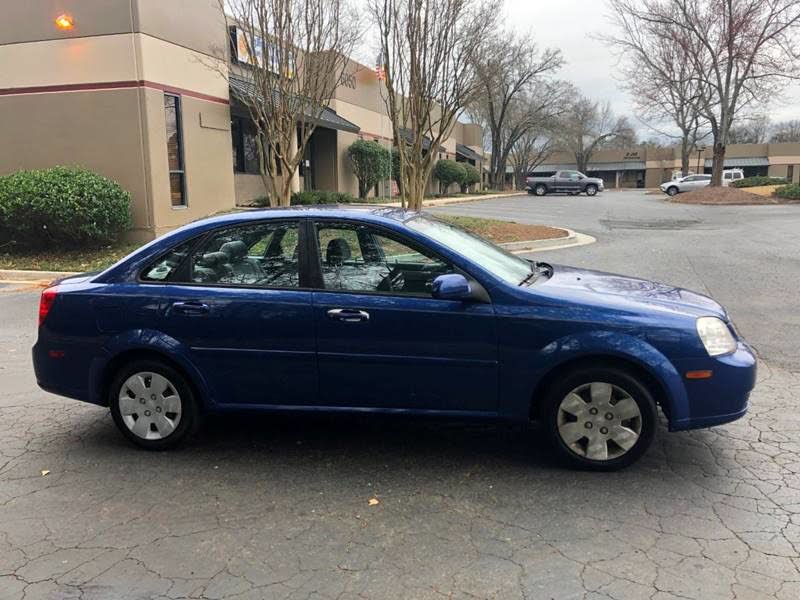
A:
539;265;727;319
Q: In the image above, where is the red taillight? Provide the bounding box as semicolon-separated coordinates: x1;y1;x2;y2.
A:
38;287;58;327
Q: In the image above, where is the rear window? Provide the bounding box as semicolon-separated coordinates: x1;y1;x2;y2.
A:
141;241;194;281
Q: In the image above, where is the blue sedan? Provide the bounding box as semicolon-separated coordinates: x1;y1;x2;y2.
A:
32;207;756;469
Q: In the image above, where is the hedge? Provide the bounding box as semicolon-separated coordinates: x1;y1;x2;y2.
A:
775;183;800;199
290;190;358;205
0;166;131;249
434;159;467;193
461;164;481;192
730;175;788;188
347;140;391;198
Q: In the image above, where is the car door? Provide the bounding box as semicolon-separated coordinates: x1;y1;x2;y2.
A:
561;170;582;193
309;219;498;413
141;218;317;407
680;175;700;191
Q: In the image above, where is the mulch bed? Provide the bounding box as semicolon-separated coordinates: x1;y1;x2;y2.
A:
668;187;790;205
437;215;567;244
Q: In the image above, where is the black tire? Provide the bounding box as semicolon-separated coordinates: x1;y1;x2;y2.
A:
541;366;657;471
534;184;548;196
666;186;679;197
585;184;598;196
109;359;199;450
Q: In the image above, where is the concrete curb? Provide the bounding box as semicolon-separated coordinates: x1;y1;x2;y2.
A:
500;228;596;254
382;192;525;208
0;225;595;283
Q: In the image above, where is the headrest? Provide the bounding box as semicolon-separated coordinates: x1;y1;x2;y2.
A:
326;238;351;265
219;240;248;260
196;251;229;268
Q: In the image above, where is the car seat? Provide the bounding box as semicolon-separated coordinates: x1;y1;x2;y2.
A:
326;238;352;266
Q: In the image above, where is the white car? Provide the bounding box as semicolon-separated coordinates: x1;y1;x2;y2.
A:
660;174;712;196
661;169;745;196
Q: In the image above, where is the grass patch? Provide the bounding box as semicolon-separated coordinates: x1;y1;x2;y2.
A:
437;214;566;244
0;242;144;273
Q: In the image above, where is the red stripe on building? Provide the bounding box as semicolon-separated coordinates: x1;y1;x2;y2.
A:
0;80;229;104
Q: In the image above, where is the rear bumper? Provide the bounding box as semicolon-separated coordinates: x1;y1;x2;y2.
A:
668;343;756;431
32;339;103;406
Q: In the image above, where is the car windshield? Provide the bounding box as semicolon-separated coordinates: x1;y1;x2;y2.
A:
406;215;533;285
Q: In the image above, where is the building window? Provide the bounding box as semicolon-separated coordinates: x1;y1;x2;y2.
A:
788;165;794;182
164;94;186;207
231;116;280;175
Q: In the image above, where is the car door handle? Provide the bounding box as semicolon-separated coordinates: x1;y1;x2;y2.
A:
327;308;370;323
171;301;210;316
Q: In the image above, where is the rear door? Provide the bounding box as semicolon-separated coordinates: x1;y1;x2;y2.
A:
141;219;317;407
309;219;498;413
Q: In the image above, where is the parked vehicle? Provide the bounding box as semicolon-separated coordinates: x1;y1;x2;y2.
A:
660;174;712;196
33;207;756;470
661;169;745;196
526;170;604;197
722;169;745;186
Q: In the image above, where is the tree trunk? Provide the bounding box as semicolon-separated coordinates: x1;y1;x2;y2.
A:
358;179;368;199
710;142;726;186
680;136;690;177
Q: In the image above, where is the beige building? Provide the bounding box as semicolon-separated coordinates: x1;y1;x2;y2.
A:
533;143;800;189
0;1;485;241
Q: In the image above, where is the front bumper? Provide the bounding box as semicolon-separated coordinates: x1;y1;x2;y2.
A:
668;342;757;431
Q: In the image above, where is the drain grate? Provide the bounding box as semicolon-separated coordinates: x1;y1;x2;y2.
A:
600;218;703;230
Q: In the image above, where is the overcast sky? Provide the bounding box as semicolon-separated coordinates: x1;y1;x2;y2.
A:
355;0;799;138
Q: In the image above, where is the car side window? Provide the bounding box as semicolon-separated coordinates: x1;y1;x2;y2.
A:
315;223;453;295
141;240;194;281
181;221;301;288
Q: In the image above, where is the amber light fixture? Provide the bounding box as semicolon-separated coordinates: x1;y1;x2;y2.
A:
55;13;74;30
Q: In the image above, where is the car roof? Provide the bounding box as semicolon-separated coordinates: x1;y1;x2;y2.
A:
181;205;419;232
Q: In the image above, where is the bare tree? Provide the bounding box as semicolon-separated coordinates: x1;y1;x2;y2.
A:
608;0;800;186
728;114;771;143
510;131;554;190
473;34;563;189
370;0;499;210
221;0;360;206
770;119;800;142
604;14;707;176
557;95;633;173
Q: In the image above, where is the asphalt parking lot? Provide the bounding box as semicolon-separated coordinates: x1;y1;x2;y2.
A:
1;190;799;599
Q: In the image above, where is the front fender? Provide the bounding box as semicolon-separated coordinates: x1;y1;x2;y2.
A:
506;330;689;425
88;329;215;409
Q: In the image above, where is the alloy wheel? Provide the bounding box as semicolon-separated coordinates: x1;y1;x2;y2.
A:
556;382;642;461
118;371;183;440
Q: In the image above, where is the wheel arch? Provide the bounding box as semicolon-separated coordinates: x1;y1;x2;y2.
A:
528;354;673;423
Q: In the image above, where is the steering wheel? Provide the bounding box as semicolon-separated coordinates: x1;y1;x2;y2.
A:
377;266;405;292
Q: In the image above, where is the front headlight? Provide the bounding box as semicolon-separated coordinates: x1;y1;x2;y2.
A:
696;317;737;356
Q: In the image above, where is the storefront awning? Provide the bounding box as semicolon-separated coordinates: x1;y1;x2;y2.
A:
533;161;646;172
703;157;769;168
228;75;360;134
456;143;483;163
397;128;446;152
587;161;646;171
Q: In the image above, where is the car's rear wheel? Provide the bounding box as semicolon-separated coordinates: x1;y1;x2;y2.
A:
534;184;547;196
666;186;679;196
542;367;657;470
585;184;598;196
109;359;197;450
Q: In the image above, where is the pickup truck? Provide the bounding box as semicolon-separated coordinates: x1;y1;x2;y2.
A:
526;170;605;197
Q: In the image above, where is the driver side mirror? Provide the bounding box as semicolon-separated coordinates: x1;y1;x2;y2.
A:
431;273;472;300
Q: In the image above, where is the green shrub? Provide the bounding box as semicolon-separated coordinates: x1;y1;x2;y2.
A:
775;183;800;199
0;166;131;250
730;175;788;188
434;159;467;194
290;190;358;205
460;164;481;193
347;140;391;198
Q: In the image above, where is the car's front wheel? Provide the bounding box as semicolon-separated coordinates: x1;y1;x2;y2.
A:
534;184;548;196
585;184;598;196
109;359;198;450
666;186;679;196
542;367;657;470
